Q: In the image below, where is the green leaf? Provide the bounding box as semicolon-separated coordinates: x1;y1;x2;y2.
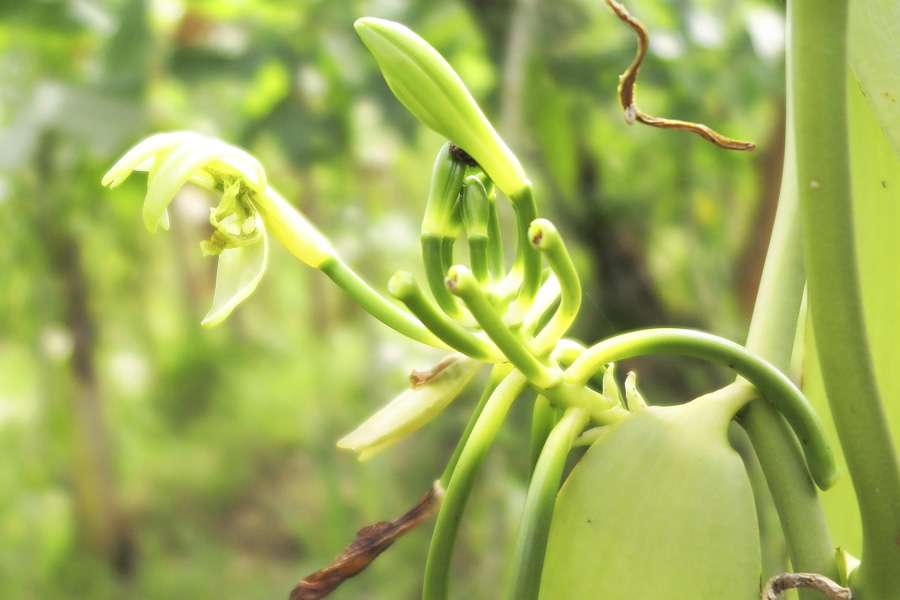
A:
850;0;900;154
201;218;268;328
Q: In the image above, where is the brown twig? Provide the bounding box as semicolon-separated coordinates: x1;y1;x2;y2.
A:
604;0;756;151
409;355;458;388
289;481;444;600
761;573;852;600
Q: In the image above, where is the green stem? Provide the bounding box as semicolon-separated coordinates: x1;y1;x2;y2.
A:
468;236;490;284
528;395;556;473
728;421;790;585
528;219;581;356
508;186;542;317
423;234;461;318
440;364;512;486
487;197;505;280
319;257;443;348
388;271;498;360
424;370;529;600
792;1;900;596
736;17;837;583
448;265;562;389
563;328;837;489
504;406;589;600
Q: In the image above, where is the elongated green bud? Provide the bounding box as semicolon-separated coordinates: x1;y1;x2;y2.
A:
354;17;530;197
337;354;481;460
422;143;467;238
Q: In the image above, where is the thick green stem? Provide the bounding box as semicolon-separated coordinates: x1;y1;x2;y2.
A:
564;328;837;489
792;1;900;596
320;258;444;348
424;370;528;600
736;5;837;584
504;406;589;600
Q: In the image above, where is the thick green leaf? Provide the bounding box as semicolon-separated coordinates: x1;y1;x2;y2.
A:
850;0;900;154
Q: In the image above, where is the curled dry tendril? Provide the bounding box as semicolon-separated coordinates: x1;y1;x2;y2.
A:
604;0;756;151
761;572;852;600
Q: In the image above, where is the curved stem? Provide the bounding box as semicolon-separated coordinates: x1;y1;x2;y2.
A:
388;271;498;360
507;186;542;319
440;364;512;487
528;219;581;356
504;406;589;600
563;328;837;489
423;234;461;318
448;265;562;389
792;1;900;595
423;370;528;600
319;258;444;348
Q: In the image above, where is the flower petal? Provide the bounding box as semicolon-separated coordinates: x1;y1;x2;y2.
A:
143;137;221;232
101;131;193;188
337;355;481;460
201;215;268;327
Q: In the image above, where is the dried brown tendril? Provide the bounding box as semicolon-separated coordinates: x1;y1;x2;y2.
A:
604;0;756;151
290;482;444;600
761;572;852;600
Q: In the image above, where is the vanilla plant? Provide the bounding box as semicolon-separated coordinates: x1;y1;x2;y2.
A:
102;4;900;600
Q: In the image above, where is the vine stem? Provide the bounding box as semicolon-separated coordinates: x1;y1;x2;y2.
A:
504;406;589;600
791;1;900;597
735;1;837;589
562;327;836;490
423;370;529;600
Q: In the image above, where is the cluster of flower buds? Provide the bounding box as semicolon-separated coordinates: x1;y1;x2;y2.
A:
104;16;839;600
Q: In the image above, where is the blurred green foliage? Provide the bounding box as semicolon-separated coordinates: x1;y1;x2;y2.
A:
0;0;796;597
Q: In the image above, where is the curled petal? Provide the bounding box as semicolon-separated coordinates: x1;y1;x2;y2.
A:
101;131;189;188
337;355;481;460
201;215;268;328
144;138;224;232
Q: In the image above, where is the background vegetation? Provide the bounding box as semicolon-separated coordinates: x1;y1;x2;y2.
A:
0;0;843;597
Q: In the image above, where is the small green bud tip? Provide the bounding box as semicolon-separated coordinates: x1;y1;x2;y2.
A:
445;265;475;296
388;271;417;299
528;218;558;250
624;371;648;411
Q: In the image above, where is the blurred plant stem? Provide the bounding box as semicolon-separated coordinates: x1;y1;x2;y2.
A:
34;132;134;576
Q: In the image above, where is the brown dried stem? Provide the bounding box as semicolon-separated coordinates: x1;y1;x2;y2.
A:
761;572;852;600
604;0;756;151
290;481;444;600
